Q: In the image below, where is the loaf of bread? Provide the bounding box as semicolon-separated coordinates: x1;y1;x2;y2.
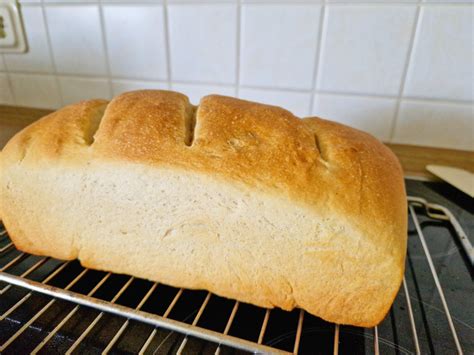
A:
0;90;407;327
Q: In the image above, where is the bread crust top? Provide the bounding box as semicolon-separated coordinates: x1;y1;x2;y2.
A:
1;90;407;264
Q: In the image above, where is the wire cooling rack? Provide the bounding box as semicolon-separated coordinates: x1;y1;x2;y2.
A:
0;196;472;354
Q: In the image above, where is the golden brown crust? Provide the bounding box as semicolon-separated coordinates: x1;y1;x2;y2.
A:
1;99;108;166
0;90;407;327
98;91;405;260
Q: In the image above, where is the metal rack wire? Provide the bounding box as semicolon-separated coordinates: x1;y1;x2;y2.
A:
0;196;471;354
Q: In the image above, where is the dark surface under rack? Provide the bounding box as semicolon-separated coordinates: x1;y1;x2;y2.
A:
0;179;473;354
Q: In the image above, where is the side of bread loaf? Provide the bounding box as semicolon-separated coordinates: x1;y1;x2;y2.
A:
0;90;407;327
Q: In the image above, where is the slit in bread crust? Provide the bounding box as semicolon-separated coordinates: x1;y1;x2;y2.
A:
184;105;198;147
18;136;33;163
84;104;108;146
314;133;328;163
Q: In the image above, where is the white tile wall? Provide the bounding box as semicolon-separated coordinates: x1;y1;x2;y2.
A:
328;0;417;2
102;0;162;3
171;83;234;105
0;56;5;71
9;74;61;109
58;76;112;106
0;73;14;105
394;100;474;151
168;4;237;84
45;6;108;75
240;4;321;90
44;0;95;2
423;0;472;3
313;94;397;142
404;6;473;101
111;79;168;97
3;6;53;73
103;5;168;80
1;1;472;151
239;88;312;117
318;5;417;96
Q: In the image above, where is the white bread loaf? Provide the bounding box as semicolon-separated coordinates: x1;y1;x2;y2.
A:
0;90;407;327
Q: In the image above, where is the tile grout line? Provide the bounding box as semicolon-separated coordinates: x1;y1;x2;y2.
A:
389;0;423;142
235;0;242;97
41;0;65;107
1;69;472;106
312;89;398;100
163;0;173;90
308;0;327;116
97;1;114;98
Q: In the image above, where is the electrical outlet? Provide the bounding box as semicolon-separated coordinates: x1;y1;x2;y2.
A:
0;0;27;53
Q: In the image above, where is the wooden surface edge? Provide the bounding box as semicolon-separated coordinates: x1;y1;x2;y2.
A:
385;143;474;177
1;104;473;179
0;105;53;126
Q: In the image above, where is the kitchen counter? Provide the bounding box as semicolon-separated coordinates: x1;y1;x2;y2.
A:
1;105;473;179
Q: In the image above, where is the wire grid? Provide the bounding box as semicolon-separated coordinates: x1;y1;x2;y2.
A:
0;196;471;354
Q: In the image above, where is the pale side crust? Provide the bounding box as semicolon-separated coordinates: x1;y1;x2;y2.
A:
0;90;407;327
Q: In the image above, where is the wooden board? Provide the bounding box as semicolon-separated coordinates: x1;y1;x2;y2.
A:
0;105;52;126
426;165;474;197
1;105;473;179
386;143;474;178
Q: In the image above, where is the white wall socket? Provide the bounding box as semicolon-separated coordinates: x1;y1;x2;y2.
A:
0;0;27;53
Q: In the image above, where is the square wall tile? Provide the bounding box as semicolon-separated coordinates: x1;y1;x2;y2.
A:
404;6;473;101
318;5;417;95
168;4;237;84
44;0;95;2
240;4;321;90
0;73;14;105
9;74;61;109
312;94;397;141
102;0;162;2
169;0;232;2
45;6;107;75
422;0;472;2
242;0;322;2
103;5;167;80
238;88;311;117
171;83;235;105
111;79;168;96
59;77;112;105
4;6;53;73
328;0;417;2
393;100;474;151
